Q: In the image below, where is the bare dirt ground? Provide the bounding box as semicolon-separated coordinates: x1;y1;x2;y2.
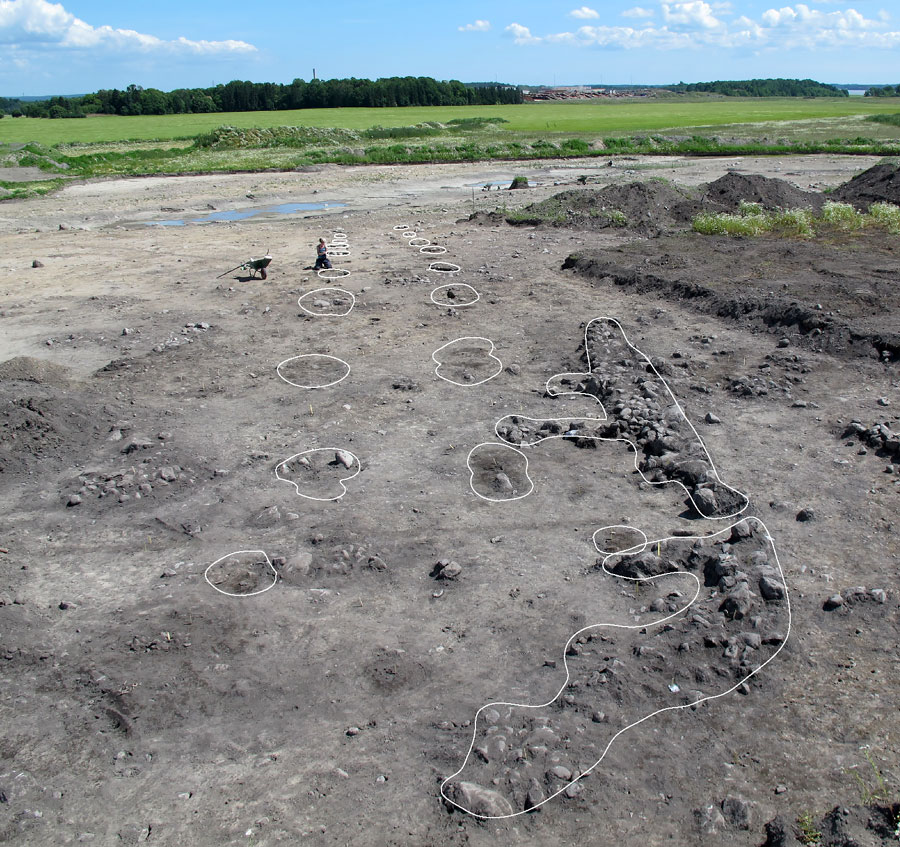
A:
0;154;898;846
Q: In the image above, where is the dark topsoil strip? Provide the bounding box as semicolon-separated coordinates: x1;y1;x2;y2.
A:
561;236;900;361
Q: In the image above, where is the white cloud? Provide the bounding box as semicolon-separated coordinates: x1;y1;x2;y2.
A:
504;2;900;51
662;1;724;30
505;22;542;44
570;6;600;19
0;0;256;52
458;19;491;32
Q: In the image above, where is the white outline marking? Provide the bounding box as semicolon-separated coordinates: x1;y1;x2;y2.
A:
276;354;351;389
440;517;791;818
466;442;535;502
432;336;503;387
420;245;448;255
441;316;787;818
430;283;480;308
429;261;461;274
204;550;277;597
298;287;356;317
495;317;748;520
402;231;417;239
409;237;430;247
317;267;351;280
274;448;361;501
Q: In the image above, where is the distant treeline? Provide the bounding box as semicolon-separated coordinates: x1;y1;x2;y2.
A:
0;77;523;118
865;85;900;97
669;78;848;97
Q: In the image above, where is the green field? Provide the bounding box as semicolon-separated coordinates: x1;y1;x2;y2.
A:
3;97;900;145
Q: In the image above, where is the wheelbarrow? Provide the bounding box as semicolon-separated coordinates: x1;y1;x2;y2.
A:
217;254;272;280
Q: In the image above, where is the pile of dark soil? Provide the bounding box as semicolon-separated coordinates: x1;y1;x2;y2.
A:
506;180;707;235
0;386;104;475
0;356;74;387
701;172;824;214
562;231;900;360
502;172;829;235
832;162;900;209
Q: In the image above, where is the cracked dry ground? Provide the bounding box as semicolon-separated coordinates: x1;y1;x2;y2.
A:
0;156;898;845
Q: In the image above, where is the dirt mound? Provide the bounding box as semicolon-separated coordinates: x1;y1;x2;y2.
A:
832;162;900;208
701;172;824;213
507;181;705;235
0;386;104;475
0;356;74;386
504;173;826;235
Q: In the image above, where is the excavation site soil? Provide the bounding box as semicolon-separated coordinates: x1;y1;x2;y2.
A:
0;154;898;846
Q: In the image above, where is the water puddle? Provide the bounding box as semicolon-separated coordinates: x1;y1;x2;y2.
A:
143;201;347;226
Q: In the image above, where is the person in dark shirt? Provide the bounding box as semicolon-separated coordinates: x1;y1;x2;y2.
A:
314;238;332;270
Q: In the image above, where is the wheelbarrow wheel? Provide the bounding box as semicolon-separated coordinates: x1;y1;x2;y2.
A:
260;267;267;280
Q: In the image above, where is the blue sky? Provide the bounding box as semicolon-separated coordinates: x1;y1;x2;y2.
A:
1;0;898;95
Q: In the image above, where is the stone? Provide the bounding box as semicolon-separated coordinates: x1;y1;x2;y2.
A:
122;437;153;454
67;494;82;507
722;794;752;830
694;487;717;515
549;765;572;780
32;260;44;268
877;397;890;407
158;466;178;482
696;804;726;835
777;338;790;348
796;508;815;522
493;472;514;492
705;412;721;424
253;505;281;528
525;778;545;811
762;815;803;847
437;561;462;580
445;781;514;817
564;781;583;799
759;575;786;602
824;594;844;610
335;450;355;469
720;584;754;620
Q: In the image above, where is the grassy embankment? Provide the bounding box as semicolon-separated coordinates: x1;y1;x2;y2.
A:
1;97;900;198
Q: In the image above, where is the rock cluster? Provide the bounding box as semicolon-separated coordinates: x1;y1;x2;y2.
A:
447;524;788;816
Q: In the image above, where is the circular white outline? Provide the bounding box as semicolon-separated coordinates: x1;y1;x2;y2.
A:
432;336;503;387
466;442;535;502
392;224;409;230
408;237;430;247
329;248;351;257
592;524;648;556
402;231;417;239
298;287;356;317
317;267;351;280
274;447;361;501
429;261;461;274
276;354;351;389
420;245;448;255
204;550;277;597
430;283;480;308
440;516;791;818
